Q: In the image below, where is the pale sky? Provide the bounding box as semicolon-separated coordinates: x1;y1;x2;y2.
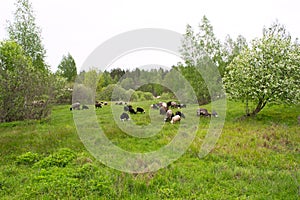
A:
0;0;299;72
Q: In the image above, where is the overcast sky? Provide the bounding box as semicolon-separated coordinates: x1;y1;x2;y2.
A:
0;0;299;72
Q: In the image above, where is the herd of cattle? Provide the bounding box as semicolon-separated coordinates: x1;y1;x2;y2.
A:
70;101;218;124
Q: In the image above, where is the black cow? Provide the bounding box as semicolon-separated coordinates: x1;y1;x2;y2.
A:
120;112;130;121
136;107;145;113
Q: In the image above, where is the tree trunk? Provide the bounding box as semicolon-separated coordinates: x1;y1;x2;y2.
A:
250;99;268;116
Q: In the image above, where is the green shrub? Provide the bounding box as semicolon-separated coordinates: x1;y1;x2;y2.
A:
34;148;76;168
16;152;40;165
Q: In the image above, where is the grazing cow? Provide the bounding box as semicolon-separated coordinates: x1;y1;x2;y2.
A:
159;107;167;115
136;107;145;113
171;115;181;124
128;107;137;114
103;102;108;105
164;110;174;122
82;105;89;110
175;111;185;119
70;102;80;111
95;102;102;109
120;112;130;121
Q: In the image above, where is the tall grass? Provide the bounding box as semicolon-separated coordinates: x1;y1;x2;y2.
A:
0;101;299;199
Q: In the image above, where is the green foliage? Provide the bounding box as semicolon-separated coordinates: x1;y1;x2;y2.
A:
224;21;300;116
51;74;72;104
0;41;51;122
130;91;154;101
7;0;47;71
72;83;94;104
179;16;241;103
180;16;223;72
97;70;113;92
57;53;77;82
83;69;99;91
34;148;76;168
16;152;40;165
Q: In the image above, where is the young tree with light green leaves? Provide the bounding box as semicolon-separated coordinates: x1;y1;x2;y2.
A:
224;21;300;116
7;0;48;71
57;53;77;82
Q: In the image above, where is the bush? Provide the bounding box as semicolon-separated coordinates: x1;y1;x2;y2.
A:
16;152;40;165
34;148;76;168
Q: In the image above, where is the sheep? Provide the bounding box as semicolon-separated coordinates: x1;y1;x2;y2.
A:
124;105;129;112
171;115;181;124
150;103;159;110
128;107;137;114
95;102;102;109
212;110;218;117
70;102;80;111
197;108;211;117
175;111;185;119
159;107;167;115
164;110;174;122
120;112;130;121
170;101;177;108
178;103;186;108
136;107;145;113
82;105;89;110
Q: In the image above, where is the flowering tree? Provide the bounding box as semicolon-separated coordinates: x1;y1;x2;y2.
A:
224;22;300;116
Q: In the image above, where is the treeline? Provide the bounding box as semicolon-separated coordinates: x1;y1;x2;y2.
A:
1;0;299;122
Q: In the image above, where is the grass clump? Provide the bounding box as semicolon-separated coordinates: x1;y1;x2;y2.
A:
34;148;76;168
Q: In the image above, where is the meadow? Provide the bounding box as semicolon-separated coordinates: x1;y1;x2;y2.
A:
0;101;299;199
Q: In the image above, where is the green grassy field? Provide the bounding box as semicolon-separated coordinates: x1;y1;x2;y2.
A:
0;101;299;199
